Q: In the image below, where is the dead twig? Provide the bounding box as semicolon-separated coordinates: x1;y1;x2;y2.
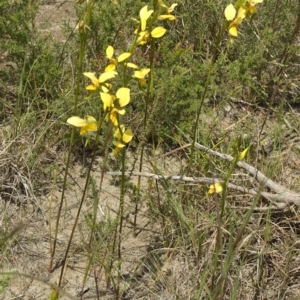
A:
194;142;300;207
108;143;300;209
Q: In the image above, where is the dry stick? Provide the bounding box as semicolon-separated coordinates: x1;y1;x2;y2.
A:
158;143;192;158
108;143;300;208
194;142;300;206
107;171;284;208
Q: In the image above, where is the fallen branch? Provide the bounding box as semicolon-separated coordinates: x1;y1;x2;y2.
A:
107;171;286;208
107;143;300;208
194;142;300;207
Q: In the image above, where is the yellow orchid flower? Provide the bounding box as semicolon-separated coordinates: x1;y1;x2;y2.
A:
136;30;150;45
225;1;263;37
238;147;249;160
67;115;97;136
208;183;223;194
100;87;130;126
243;0;263;18
158;1;177;20
135;5;167;45
224;5;246;37
136;27;167;45
83;71;117;91
113;125;133;156
158;0;177;12
105;45;131;72
83;72;100;91
134;68;151;86
228;7;246;36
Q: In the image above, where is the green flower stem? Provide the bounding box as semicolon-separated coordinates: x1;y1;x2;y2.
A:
114;147;127;299
58;116;107;290
15;49;27;137
79;112;109;292
210;154;240;297
49;0;94;280
213;190;261;299
133;35;156;232
188;21;227;170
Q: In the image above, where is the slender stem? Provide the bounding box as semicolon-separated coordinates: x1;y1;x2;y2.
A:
80;113;108;292
48;0;94;274
58;140;97;287
188;22;227;169
114;148;126;299
133;32;156;232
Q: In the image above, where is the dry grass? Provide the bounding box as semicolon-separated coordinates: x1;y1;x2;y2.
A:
2;107;300;299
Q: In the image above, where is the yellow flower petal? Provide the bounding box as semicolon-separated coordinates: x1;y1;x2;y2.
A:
67;116;86;127
208;183;223;194
134;71;144;79
83;72;98;85
117;52;131;62
113;146;122;156
137;31;150;45
80;115;97;135
224;4;236;21
101;83;112;93
67;116;97;136
122;129;133;143
158;0;167;8
237;7;246;19
110;110;119;126
158;14;176;21
100;92;114;110
85;115;97;123
229;25;238;37
116;87;130;107
99;71;117;83
80;124;97;135
86;84;98;91
116;108;125;115
134;68;150;79
158;0;178;13
140;5;154;31
125;62;139;69
168;3;178;13
238;147;249;160
151;27;167;38
141;68;151;75
105;63;116;72
114;125;125;138
106;45;114;59
113;140;126;148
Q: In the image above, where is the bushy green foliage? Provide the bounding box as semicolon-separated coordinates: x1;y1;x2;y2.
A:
1;0;300;142
0;0;68;121
76;0;300;144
